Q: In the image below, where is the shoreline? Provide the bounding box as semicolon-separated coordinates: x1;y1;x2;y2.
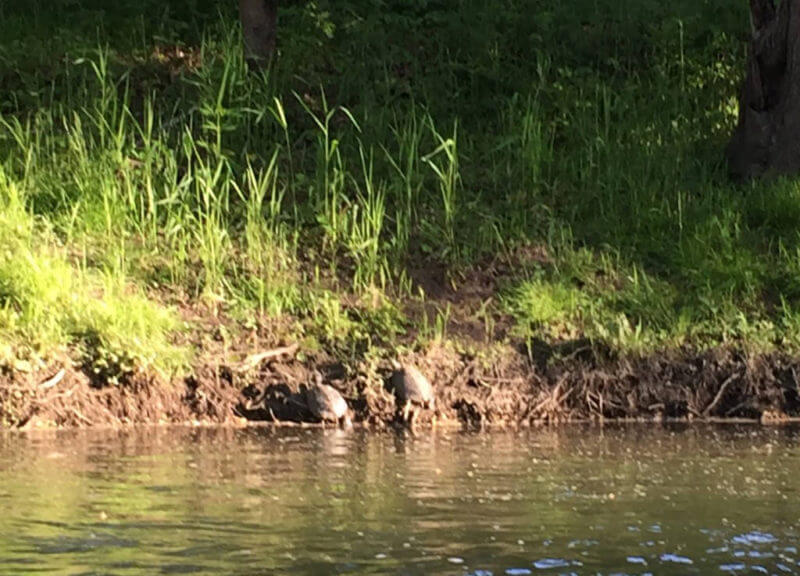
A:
3;2;800;437
3;415;797;435
3;344;799;430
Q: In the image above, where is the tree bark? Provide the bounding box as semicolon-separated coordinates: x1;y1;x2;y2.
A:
726;0;800;179
239;0;278;66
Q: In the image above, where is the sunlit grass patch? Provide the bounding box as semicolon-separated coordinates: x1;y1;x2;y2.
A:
0;168;187;383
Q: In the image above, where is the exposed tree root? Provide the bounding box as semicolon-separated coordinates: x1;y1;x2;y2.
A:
2;345;800;429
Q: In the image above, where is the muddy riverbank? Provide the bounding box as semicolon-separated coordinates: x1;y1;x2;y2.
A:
2;343;799;429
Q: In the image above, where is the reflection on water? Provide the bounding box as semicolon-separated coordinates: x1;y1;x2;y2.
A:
0;425;799;575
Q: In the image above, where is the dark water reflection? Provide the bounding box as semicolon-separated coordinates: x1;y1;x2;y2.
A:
0;425;799;575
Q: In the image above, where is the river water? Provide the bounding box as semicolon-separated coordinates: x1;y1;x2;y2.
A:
0;426;798;575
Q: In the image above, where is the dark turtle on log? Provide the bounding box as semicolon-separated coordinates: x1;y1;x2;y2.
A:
390;361;435;426
305;372;352;428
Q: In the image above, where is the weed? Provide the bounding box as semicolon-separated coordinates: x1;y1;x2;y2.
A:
3;0;798;383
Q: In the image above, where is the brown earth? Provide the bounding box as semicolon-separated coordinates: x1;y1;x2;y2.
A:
3;341;799;430
2;244;798;430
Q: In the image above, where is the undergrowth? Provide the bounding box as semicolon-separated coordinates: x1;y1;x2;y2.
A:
0;166;187;382
2;0;799;384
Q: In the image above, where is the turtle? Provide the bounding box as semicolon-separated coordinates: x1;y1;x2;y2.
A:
390;360;435;426
305;372;352;428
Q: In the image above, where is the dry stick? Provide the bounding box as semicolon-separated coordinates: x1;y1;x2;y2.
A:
235;342;299;373
530;395;552;416
598;392;623;410
585;389;597;416
5;371;64;394
477;376;525;385
558;386;576;419
550;376;565;403
555;383;575;405
687;405;703;419
702;373;738;418
530;376;568;416
39;368;66;390
69;407;93;426
591;390;603;415
562;345;592;362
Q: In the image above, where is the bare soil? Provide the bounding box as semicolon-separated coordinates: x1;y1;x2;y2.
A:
3;254;799;430
3;341;799;430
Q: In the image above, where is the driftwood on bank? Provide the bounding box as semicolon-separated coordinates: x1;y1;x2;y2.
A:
234;343;299;373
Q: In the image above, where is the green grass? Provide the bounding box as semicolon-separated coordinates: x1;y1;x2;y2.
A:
2;0;799;383
0;164;187;382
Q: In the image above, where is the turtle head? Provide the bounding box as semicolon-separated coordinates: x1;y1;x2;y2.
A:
341;412;353;429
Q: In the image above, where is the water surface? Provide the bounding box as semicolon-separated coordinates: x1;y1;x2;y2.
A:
1;426;798;575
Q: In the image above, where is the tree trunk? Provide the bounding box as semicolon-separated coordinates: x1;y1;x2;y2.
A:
726;0;800;180
238;0;278;66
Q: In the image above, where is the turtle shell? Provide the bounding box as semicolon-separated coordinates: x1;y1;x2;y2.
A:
306;383;348;422
392;364;434;408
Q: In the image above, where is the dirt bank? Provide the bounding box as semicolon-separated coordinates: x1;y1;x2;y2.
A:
2;342;799;429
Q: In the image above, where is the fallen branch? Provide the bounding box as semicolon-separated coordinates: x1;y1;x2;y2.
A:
235;343;299;373
703;373;738;417
39;368;66;390
530;376;571;416
69;407;93;426
477;376;525;385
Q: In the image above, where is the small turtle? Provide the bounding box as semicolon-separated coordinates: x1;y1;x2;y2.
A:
305;372;352;428
390;360;435;426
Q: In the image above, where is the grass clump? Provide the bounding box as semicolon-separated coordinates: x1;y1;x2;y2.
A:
0;167;186;384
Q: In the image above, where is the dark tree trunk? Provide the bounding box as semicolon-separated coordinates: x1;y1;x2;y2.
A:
238;0;278;66
726;0;800;179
